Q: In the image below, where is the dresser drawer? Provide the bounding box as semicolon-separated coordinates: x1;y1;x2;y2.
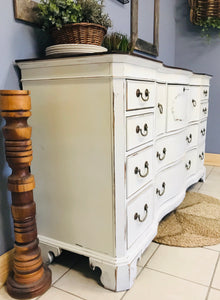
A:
198;120;207;145
200;86;209;100
197;144;205;171
127;186;154;248
167;85;188;132
126;113;154;151
185;148;197;178
155;83;167;135
155;160;185;206
126;146;153;198
185;124;199;149
188;86;200;122
126;80;156;111
155;130;185;171
200;102;208;119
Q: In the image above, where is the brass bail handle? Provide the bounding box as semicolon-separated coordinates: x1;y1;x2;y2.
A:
136;88;150;101
134;161;149;178
134;204;148;222
136;123;148;136
156;182;166;196
156;148;166;161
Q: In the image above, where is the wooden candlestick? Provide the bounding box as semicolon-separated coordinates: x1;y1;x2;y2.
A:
0;90;51;299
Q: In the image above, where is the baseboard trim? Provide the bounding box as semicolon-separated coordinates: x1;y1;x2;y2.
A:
205;153;220;167
0;248;14;288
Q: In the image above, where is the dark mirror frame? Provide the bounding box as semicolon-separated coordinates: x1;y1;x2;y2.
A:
131;0;159;57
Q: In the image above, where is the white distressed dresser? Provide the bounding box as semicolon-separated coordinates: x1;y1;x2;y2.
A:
17;54;211;291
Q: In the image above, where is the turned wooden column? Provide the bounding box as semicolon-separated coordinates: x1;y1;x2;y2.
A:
0;90;51;299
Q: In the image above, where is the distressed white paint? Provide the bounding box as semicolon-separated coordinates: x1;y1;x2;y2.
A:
17;54;211;291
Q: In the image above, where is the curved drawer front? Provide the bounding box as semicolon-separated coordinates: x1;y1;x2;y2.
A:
198;120;207;145
200;102;208;119
185;124;199;149
167;85;188;132
188;86;200;122
127;186;154;248
155;131;185;171
155;160;185;206
155;83;167;136
200;86;209;101
126;146;153;198
126;113;154;151
127;80;156;110
197;143;205;171
185;148;197;178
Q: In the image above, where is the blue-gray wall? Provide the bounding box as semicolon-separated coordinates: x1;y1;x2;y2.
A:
0;1;45;256
175;0;220;154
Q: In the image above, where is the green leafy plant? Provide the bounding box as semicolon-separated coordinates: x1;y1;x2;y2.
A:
77;0;112;29
37;0;111;30
103;32;131;52
197;17;220;38
37;0;82;30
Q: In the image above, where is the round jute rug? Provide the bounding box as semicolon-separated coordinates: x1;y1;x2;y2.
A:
153;192;220;247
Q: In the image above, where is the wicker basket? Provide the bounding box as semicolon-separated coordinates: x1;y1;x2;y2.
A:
189;0;220;24
50;23;107;45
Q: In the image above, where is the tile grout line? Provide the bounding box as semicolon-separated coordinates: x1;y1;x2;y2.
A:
145;266;210;289
51;267;72;286
205;252;220;300
203;246;220;253
140;244;160;270
120;245;161;300
52;286;87;300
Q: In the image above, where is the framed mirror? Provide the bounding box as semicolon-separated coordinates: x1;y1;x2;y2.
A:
131;0;159;57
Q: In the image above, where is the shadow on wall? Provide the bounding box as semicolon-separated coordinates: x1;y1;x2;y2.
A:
0;117;14;256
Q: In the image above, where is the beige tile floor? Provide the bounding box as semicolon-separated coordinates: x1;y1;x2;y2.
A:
1;165;220;300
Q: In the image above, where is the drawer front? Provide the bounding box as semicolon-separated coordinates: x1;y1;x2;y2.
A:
126;113;154;151
185;148;197;178
155;130;185;171
155;160;185;206
127;80;156;110
200;102;208;119
188;86;200;122
155;83;167;136
167;85;188;132
127;186;154;248
198;120;207;145
200;86;209;101
126;146;153;198
197;144;205;171
185;124;199;149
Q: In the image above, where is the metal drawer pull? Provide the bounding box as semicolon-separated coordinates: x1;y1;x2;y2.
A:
136;88;150;101
156;182;166;196
203;107;207;114
136;124;148;136
134;161;149;178
186;133;192;143
156;148;166;161
158;103;163;114
134;204;148;222
201;128;206;136
192;99;197;107
199;152;204;160
203;90;208;96
185;160;191;170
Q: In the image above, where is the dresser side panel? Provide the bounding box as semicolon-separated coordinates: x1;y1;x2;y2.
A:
23;77;114;256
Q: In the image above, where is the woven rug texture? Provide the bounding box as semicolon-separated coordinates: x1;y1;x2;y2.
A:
153;192;220;247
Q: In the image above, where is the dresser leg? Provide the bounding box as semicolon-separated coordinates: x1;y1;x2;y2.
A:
89;256;139;292
199;166;206;182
